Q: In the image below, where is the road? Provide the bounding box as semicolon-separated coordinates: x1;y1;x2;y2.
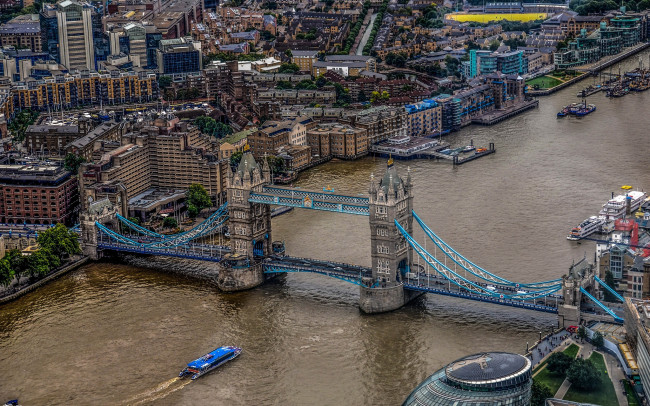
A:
356;13;377;55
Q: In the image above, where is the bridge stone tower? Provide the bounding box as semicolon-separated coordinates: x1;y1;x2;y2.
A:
79;198;118;260
217;150;272;291
360;160;421;313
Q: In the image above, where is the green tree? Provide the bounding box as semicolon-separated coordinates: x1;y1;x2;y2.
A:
357;91;368;103
25;250;51;279
566;358;601;390
489;40;501;51
530;380;553;406
266;155;285;174
128;217;141;225
0;258;13;288
577;325;587;340
592;331;604;348
546;352;573;375
230;151;243;167
295;79;317;90
158;75;172;89
37;223;80;260
213;122;233;138
186;184;212;213
4;249;26;284
162;217;178;229
603;270;617;302
276;81;294;89
278;63;301;73
63;153;86;173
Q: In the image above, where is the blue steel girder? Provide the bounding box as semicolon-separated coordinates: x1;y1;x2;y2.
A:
594;275;625;303
249;193;369;216
396;220;562;300
580;287;624;322
403;283;558;314
97;242;225;262
263;263;370;286
262;186;369;205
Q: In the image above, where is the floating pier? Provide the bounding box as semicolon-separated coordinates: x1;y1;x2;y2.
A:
471;100;539;125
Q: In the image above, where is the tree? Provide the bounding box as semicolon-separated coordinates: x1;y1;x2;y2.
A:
546;352;573;375
0;258;13;288
591;331;604;348
186;184;211;214
566;358;601;390
64;153;86;173
4;250;26;284
213;122;233;139
266;155;285;174
230;151;243;167
37;223;81;260
577;326;587;340
24;250;51;280
603;270;617;302
530;380;553;406
357;91;367;103
276;80;294;90
187;205;199;218
163;217;178;229
278;63;300;73
158;75;172;89
489;40;501;51
128;217;141;226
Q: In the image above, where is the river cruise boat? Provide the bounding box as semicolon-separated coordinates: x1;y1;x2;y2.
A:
179;346;242;380
567;216;605;240
599;189;647;220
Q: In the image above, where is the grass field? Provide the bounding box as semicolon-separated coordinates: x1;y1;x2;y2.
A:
624;380;640;406
445;12;547;23
532;343;582;396
526;76;563;89
564;352;618;406
564;344;579;359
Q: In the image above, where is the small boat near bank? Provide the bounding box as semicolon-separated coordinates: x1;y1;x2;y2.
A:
179;346;242;380
567;216;605;240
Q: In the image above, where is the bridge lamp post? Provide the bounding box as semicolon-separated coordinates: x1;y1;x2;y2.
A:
539;331;542;342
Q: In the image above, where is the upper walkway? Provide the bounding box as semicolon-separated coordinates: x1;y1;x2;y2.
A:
249;186;370;216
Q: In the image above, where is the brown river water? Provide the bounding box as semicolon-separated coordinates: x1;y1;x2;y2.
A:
1;53;650;405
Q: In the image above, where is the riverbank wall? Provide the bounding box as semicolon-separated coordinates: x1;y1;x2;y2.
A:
0;256;89;305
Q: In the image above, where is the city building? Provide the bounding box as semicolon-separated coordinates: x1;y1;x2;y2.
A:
247;116;315;159
156;37;202;75
624;298;650;398
403;352;532;405
0;15;42;52
0;164;79;225
306;122;368;159
56;0;96;70
465;49;528;78
108;22;148;68
404;99;443;137
290;50;319;73
344;106;408;144
79;113;228;220
312;55;377;77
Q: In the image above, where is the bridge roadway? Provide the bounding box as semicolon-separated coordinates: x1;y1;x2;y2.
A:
97;241;230;262
248;186;370;216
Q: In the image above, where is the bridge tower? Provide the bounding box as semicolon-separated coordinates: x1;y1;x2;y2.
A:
79;198;118;260
360;160;421;313
217;150;272;291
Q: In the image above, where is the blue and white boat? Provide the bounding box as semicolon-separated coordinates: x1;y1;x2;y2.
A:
179;346;242;380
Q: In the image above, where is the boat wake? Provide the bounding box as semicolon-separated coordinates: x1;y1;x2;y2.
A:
122;377;191;405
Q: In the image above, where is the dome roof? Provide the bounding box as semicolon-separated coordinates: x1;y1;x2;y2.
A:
446;352;529;385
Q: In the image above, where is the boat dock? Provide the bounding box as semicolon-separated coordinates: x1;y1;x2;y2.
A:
417;143;496;165
471;100;538;125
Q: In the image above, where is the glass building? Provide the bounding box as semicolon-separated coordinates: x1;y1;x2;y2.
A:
156;37;201;74
403;352;532;406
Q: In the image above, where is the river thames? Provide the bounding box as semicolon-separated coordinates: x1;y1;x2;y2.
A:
1;54;650;405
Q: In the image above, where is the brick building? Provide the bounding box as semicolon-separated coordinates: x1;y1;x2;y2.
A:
0;164;79;225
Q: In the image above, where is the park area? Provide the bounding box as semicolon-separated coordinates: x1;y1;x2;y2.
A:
563;352;618;406
532;344;580;395
526;70;585;90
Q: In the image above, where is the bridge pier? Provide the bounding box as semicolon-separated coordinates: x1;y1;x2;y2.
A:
359;285;423;313
217;260;264;292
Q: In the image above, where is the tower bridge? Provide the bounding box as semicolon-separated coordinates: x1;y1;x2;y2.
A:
78;152;625;325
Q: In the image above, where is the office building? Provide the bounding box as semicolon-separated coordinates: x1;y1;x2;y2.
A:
156;37;202;75
56;0;95;70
